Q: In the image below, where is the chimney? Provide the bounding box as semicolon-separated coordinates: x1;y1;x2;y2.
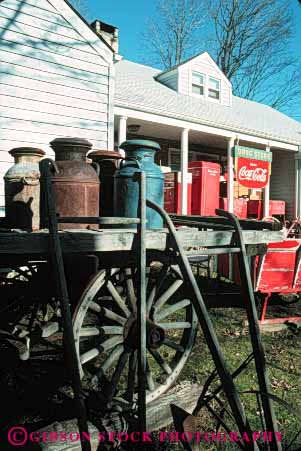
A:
91;20;119;54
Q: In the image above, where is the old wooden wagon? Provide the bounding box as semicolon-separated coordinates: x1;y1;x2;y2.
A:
0;158;290;451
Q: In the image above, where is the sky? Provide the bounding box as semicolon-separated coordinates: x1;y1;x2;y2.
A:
83;0;301;121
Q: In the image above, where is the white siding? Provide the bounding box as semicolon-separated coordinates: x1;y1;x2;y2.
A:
270;150;296;219
178;65;190;96
0;0;113;206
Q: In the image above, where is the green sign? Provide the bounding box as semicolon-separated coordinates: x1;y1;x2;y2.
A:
233;145;273;162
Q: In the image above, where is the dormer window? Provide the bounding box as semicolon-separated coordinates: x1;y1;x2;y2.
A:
208;77;220;100
156;52;232;107
192;71;204;96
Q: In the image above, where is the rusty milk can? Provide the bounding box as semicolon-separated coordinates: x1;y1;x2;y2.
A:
50;137;100;229
89;150;121;216
4;147;45;230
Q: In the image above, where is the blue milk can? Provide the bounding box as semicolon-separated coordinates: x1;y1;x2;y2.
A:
114;140;164;229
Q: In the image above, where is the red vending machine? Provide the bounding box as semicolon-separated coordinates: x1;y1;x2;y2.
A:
189;161;220;216
219;197;248;219
164;172;192;214
247;200;285;219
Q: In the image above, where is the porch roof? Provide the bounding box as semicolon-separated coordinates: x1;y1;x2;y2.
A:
115;59;301;148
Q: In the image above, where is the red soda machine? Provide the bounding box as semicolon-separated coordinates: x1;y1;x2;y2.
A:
188;161;220;216
164;172;192;214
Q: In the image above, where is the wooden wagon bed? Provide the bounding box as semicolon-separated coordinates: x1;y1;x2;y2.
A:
0;227;285;255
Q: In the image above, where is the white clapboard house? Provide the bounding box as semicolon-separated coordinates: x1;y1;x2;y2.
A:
114;53;301;219
0;0;115;207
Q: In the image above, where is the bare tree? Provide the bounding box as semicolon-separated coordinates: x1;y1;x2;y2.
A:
142;0;203;69
143;0;300;115
205;0;300;112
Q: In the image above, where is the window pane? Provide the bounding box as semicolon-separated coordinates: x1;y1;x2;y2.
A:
192;84;204;95
209;77;220;90
192;72;204;85
208;89;220;99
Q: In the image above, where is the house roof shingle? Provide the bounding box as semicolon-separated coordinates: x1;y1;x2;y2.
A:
115;59;301;146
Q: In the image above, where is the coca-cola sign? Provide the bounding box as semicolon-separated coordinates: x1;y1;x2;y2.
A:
236;157;270;188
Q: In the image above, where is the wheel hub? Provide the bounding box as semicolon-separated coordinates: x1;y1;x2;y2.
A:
147;322;165;349
124;317;165;350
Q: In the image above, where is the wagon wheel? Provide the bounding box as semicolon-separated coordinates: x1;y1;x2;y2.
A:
0;262;59;356
0;263;42;331
73;257;198;406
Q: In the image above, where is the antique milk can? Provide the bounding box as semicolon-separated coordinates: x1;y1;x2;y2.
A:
114;140;164;229
50;137;99;229
89;150;121;216
4;147;45;230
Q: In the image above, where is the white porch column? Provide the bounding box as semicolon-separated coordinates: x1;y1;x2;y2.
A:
263;144;271;218
295;146;301;218
180;128;189;215
118;116;127;157
227;136;235;213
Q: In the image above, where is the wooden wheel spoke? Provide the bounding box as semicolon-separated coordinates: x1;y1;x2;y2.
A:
99;335;124;353
125;350;137;402
146;286;156;313
147;264;169;313
146;358;155;391
150;349;173;375
97;344;124;377
88;301;101;313
124;268;137;311
99;326;124;335
155;299;191;321
80;348;99;365
107;350;130;400
80;335;123;365
157;321;192;330
102;307;127;325
107;281;131;318
163;339;185;353
80;327;100;337
155;279;183;311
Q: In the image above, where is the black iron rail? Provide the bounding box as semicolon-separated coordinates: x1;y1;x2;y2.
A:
170;214;283;231
40;159;91;451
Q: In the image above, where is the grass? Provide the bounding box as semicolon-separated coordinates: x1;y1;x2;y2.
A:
159;303;301;451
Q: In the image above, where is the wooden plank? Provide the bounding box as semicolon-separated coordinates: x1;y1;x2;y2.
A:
35;382;201;450
0;115;108;141
0;25;107;65
0;151;14;163
0;36;108;74
0;8;87;42
37;419;100;451
0;48;108;81
0;83;108;112
0;3;74;29
0;136;107;152
0;95;108;122
0;59;109;93
0;229;284;255
4;0;65;16
0;48;108;82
